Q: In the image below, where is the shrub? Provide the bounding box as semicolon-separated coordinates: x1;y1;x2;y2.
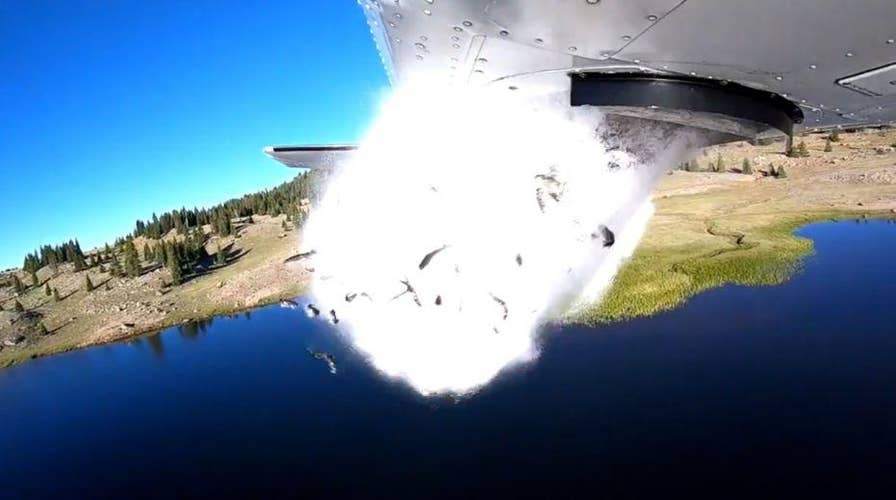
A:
777;166;788;178
38;322;48;336
53;288;61;302
215;243;226;266
768;164;777;177
829;129;840;142
787;140;810;158
13;299;24;313
742;158;752;175
715;154;725;172
824;138;833;152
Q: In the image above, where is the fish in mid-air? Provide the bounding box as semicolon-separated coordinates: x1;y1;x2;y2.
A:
284;249;316;263
392;279;422;307
307;349;337;374
418;245;448;270
489;293;508;320
305;304;321;317
591;225;615;247
280;299;299;309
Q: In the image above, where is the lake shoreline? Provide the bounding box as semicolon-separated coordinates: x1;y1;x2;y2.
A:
579;210;896;324
4;128;896;368
7;213;893;371
1;288;305;369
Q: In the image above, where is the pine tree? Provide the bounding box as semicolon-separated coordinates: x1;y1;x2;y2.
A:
53;288;61;302
788;140;809;158
44;283;51;296
742;158;752;175
123;240;141;278
12;274;24;294
824;138;832;152
281;220;289;231
85;275;94;292
29;269;39;288
156;242;167;265
215;242;226;266
143;244;153;262
72;251;87;271
167;248;183;286
109;251;123;277
38;322;48;336
777;166;788;178
13;299;24;313
715;154;725;172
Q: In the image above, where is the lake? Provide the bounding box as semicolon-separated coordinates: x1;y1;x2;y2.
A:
2;220;895;498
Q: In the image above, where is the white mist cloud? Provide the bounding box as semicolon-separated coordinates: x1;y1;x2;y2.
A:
301;85;695;395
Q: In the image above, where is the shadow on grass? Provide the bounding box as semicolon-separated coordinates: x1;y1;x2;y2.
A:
176;245;253;285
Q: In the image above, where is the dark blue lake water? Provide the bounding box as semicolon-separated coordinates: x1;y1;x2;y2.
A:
2;220;895;498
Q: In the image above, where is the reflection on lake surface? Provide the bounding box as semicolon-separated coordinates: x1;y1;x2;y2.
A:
1;220;895;497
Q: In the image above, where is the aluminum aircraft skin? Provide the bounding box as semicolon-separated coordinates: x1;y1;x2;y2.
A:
266;0;896;169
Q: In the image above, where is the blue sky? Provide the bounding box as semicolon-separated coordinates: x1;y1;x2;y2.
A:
0;1;389;269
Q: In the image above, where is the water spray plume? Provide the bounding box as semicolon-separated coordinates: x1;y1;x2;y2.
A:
302;84;697;395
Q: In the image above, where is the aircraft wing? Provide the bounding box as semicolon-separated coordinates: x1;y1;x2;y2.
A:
263;145;358;169
267;0;896;167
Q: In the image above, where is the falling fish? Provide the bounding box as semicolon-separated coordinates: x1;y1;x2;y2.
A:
490;293;508;320
280;299;299;309
306;304;320;317
345;292;357;302
307;349;337;374
534;173;560;184
435;295;442;306
392;279;422;307
515;254;523;266
418;245;448;270
535;187;546;212
329;309;340;324
591;225;615;247
284;249;316;263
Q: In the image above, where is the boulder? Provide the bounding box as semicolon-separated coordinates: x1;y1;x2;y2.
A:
3;335;25;347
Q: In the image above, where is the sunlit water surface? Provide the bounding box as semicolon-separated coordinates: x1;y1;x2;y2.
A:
2;220;895;498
